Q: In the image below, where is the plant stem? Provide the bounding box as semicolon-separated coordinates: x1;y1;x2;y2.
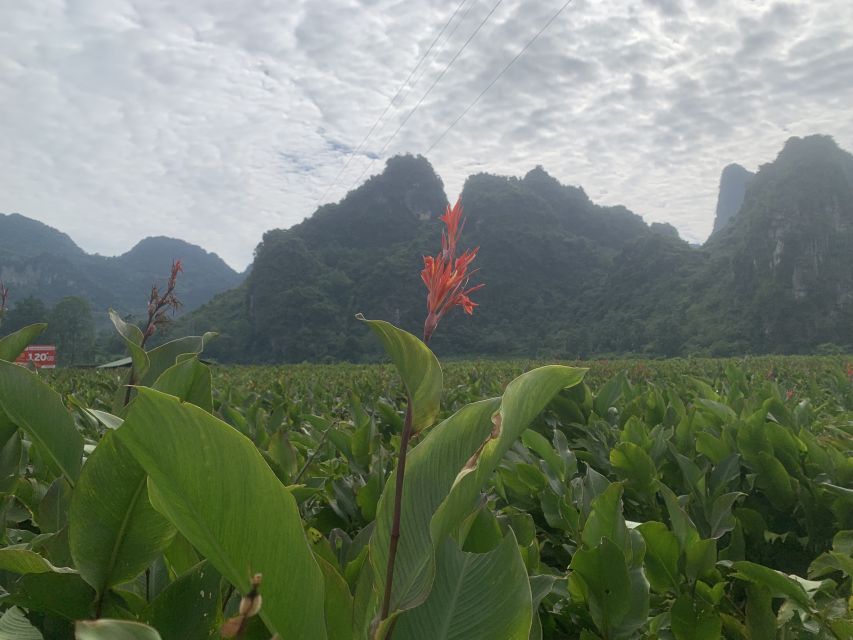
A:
378;397;413;630
293;421;335;484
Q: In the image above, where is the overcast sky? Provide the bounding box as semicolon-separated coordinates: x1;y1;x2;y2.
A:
1;0;851;270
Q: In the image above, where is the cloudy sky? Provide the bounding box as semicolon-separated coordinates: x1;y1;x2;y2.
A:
1;0;851;269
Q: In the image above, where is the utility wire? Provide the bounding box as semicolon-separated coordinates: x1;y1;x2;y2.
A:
404;0;477;108
344;0;505;194
426;0;576;154
314;0;470;207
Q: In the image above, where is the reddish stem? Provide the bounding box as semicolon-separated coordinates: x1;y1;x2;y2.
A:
379;400;413;628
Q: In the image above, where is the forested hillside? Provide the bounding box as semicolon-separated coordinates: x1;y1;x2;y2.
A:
188;134;853;362
0;216;244;319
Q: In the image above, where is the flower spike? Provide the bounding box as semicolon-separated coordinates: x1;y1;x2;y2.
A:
421;197;483;343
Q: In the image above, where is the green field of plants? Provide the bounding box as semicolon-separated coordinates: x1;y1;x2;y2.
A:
0;317;851;639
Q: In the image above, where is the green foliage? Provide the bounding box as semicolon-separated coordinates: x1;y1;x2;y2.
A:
48;297;95;366
0;318;851;639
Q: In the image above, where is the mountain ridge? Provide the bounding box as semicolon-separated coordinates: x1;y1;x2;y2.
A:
0;213;245;320
188;134;852;362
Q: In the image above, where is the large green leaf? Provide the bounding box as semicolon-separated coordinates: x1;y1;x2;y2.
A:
151;357;213;412
0;606;43;640
358;317;441;432
138;334;216;387
431;366;587;543
76;620;162;640
116;388;326;640
69;430;176;597
5;572;95;620
0;324;47;362
636;522;680;594
317;556;354;640
610;442;657;495
569;538;649;640
0;359;83;485
581;483;628;550
370;399;499;615
109;309;150;381
370;365;585;617
143;561;221;640
0;549;75;574
393;533;532;640
730;561;812;610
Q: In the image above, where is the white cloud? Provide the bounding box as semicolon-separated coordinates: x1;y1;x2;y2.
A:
1;0;851;268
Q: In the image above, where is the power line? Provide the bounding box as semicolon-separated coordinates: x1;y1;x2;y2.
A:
426;0;576;154
404;0;477;109
314;0;470;207
344;0;505;195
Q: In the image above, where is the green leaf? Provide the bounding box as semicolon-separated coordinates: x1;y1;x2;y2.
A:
708;492;744;539
659;484;699;550
431;366;587;545
139;334;216;387
76;620;163;640
754;452;796;510
371;366;585;617
0;429;22;493
39;477;72;533
581;483;628;550
0;360;83;485
744;584;776;640
370;398;500;614
569;537;648;639
685;539;716;583
731;561;812;610
670;594;721;640
317;556;354;640
151;357;213;412
115;387;326;640
0;324;47;362
393;533;532;640
357;317;442;432
69;430;176;596
6;572;94;620
0;606;43;640
109;309;149;380
522;429;564;479
610;442;657;495
593;371;626;417
637;522;680;593
0;549;76;574
144;561;221;640
85;409;124;430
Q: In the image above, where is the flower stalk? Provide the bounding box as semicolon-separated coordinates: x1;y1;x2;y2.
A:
378;197;481;637
122;260;183;406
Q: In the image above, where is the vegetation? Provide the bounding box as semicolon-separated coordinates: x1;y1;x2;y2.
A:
0;332;851;638
184;134;853;363
0;197;850;639
0;213;244;320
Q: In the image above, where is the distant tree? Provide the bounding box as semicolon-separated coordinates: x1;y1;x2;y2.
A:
3;296;49;334
48;297;95;365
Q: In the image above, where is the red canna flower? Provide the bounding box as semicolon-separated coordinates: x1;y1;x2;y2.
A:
786;389;795;401
846;362;853;381
421;197;483;343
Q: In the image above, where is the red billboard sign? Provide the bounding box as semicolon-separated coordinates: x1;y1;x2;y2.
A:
15;345;57;369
